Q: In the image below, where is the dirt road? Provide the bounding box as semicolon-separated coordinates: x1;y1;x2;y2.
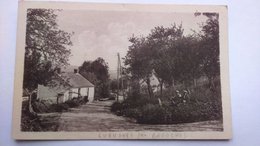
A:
39;100;223;131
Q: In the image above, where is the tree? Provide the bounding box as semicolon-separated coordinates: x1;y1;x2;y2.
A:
170;36;202;86
91;58;110;82
124;36;154;98
125;25;198;98
124;15;220;99
110;78;128;93
78;61;98;84
79;58;110;98
23;9;73;91
147;25;184;95
199;13;220;89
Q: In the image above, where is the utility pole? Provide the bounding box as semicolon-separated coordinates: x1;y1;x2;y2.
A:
120;55;124;100
117;53;120;102
117;52;124;101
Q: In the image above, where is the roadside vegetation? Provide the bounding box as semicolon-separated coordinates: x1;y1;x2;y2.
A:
21;96;88;131
111;82;222;124
111;13;222;124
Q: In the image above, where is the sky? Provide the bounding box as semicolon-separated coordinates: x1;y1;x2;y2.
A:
56;10;208;75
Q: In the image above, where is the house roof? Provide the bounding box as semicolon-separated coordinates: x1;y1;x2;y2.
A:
61;72;94;88
37;68;94;99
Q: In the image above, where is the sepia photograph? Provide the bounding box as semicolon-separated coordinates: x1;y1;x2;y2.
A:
12;2;231;139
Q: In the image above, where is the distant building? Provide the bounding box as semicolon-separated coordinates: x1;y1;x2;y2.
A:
37;67;95;104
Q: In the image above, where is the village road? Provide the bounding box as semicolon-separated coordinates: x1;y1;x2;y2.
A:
39;100;223;131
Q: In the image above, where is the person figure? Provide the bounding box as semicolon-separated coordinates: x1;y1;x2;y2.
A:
170;90;182;105
182;90;188;103
183;89;191;103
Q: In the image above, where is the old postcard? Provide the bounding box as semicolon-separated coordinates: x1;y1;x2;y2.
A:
12;1;231;139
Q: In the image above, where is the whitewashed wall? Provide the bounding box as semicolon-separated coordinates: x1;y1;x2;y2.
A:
80;87;88;96
71;88;79;98
88;87;95;102
63;91;70;102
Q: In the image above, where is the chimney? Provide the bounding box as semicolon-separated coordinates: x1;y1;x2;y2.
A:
57;68;61;74
74;69;78;74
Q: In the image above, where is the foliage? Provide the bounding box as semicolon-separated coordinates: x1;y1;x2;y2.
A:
124;36;155;98
21;101;43;131
111;101;123;113
110;78;128;93
64;98;81;108
124;13;220;96
30;96;87;114
79;57;110;98
197;13;220;89
111;92;158;117
23;9;73;91
111;83;222;124
124;24;203;98
110;79;118;93
21;96;89;131
147;25;184;87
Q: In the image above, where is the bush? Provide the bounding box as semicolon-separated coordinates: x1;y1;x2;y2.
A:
123;93;158;108
52;103;70;112
65;99;81;108
31;96;88;114
111;83;223;124
137;104;166;124
21;96;87;131
83;96;89;102
32;101;49;113
32;100;71;113
111;101;122;114
123;108;141;118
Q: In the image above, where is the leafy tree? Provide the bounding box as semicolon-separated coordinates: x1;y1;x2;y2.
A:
23;51;54;91
23;9;73;91
91;58;110;82
110;79;118;93
79;61;92;73
78;61;98;84
125;13;220;98
110;78;128;93
147;25;184;95
125;25;200;98
124;36;154;98
79;58;110;98
199;13;220;89
170;36;202;86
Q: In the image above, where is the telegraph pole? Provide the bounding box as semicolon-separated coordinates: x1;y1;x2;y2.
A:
117;53;120;101
119;55;124;100
116;52;124;101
